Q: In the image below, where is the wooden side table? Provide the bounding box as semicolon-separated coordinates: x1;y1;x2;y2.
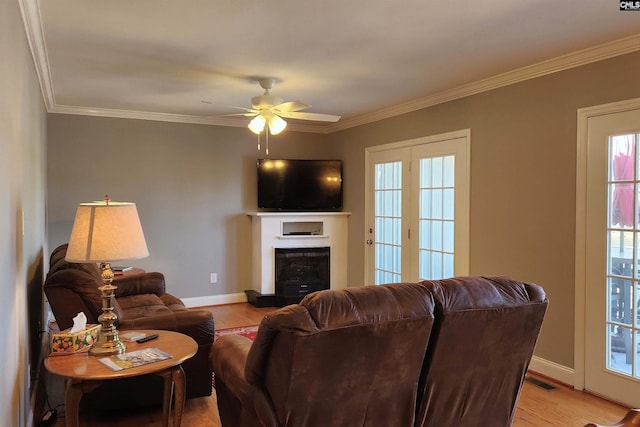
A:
45;329;197;427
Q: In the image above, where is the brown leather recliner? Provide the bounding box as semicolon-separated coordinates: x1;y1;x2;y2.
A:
210;276;547;427
415;276;547;426
44;243;215;402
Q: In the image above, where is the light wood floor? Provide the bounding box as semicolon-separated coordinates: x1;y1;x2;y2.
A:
49;302;630;427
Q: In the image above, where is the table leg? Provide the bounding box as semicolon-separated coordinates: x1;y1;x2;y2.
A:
159;369;173;427
65;379;101;427
172;365;186;427
65;379;82;427
157;365;186;427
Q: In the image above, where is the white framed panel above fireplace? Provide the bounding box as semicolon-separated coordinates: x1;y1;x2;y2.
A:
247;211;351;296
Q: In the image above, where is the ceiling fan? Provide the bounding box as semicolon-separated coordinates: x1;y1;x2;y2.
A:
211;78;341;136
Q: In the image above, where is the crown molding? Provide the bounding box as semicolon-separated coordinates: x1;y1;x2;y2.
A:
328;33;640;133
19;0;55;110
49;104;246;127
20;1;640;134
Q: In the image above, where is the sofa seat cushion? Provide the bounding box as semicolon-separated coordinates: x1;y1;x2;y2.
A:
159;294;189;312
117;294;175;319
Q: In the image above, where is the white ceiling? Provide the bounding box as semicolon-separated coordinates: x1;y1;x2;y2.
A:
21;0;640;133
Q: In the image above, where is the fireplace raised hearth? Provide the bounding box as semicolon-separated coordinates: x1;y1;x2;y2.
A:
245;212;349;307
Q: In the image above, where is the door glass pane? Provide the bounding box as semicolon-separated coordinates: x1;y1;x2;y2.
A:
606;133;640;380
443;253;454;278
609;325;633;375
419;155;455;280
637;282;640;329
374;161;402;284
636;330;640;377
420;250;430;279
443;188;454;220
443;221;454;252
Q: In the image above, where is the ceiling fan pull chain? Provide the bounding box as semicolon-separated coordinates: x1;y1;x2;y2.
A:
257;132;261;151
266;129;269;156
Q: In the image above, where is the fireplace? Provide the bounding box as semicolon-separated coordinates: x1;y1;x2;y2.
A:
275;247;330;305
246;212;350;307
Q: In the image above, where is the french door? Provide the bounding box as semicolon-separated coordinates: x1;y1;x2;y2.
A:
582;102;640;406
365;130;470;285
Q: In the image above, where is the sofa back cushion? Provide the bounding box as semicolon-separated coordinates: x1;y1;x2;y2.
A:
246;283;436;427
415;276;548;427
48;243;102;279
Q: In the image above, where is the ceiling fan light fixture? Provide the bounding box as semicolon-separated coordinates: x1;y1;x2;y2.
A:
248;114;266;134
268;114;287;135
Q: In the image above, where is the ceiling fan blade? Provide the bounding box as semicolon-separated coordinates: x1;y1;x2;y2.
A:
274;101;310;113
209;112;256;118
201;101;258;114
224;105;257;113
278;111;341;122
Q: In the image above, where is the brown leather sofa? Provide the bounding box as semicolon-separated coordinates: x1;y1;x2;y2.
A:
211;276;547;427
44;243;215;402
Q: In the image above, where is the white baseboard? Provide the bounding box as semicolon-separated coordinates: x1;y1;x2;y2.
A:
182;292;248;308
529;355;576;387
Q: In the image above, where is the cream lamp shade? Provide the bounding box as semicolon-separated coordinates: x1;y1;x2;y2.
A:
65;201;149;263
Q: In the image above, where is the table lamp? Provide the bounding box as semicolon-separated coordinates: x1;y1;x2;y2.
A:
65;196;149;356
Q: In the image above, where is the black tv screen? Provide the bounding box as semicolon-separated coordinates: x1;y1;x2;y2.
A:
257;159;343;211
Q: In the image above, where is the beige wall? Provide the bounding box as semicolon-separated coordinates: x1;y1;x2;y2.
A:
329;51;640;368
47;51;640;372
1;0;48;424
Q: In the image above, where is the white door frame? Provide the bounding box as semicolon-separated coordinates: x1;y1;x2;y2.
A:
575;97;640;391
364;129;471;285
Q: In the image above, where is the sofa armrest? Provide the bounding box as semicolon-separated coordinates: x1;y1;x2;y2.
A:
211;335;254;400
212;334;281;427
114;272;166;297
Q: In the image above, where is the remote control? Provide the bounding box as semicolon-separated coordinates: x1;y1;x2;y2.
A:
136;333;159;343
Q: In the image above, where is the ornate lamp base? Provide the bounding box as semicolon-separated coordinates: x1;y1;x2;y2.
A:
89;263;126;356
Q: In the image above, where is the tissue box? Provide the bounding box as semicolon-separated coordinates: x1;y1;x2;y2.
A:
50;324;101;354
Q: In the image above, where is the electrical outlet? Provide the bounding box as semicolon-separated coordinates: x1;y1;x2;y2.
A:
210;273;217;284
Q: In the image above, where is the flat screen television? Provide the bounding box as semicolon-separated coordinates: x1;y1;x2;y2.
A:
257;159;343;211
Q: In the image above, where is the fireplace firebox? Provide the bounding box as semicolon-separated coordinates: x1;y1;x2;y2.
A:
274;247;330;305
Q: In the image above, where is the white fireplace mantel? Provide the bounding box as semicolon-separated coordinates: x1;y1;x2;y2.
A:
247;211;350;296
